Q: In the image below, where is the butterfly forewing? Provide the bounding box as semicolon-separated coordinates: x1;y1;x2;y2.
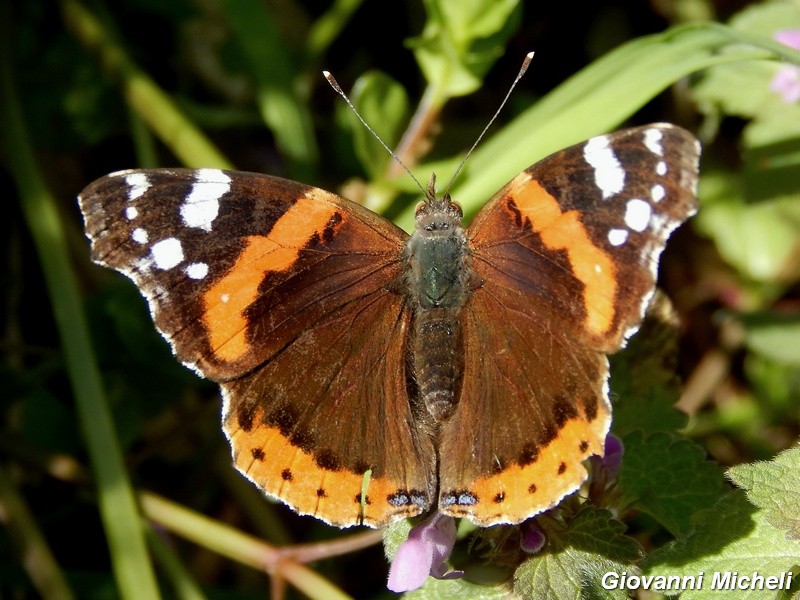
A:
468;123;699;353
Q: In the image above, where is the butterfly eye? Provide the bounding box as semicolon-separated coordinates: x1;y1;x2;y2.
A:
424;221;450;232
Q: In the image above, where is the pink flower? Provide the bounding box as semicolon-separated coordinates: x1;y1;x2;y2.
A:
775;29;800;49
771;29;800;103
387;513;462;593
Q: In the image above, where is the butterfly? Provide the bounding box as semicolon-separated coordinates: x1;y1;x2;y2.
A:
78;123;700;528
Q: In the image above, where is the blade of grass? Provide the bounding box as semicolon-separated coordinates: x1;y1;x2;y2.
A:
0;466;76;600
0;13;162;600
306;0;366;59
60;0;233;170
145;527;207;600
394;22;800;231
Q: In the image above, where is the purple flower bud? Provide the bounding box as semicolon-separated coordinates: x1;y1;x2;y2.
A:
602;433;624;480
519;520;546;554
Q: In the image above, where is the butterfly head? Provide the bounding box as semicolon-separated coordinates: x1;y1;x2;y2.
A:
414;174;464;235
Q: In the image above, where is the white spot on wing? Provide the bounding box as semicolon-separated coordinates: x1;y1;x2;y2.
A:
644;128;664;156
607;228;628;246
625;199;652;232
583;135;625;199
125;206;138;220
125;172;151;201
651;184;665;203
220;293;230;303
180;168;230;231
151;237;184;270
185;262;209;280
656;161;667;176
132;228;148;244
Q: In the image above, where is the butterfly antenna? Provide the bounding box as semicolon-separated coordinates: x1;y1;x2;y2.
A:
443;51;535;198
323;71;429;197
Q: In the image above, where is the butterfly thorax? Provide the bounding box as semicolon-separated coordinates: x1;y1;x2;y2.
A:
405;195;472;425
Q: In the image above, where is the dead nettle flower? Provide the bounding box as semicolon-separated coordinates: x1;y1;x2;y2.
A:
387;512;462;593
588;432;624;483
519;519;547;554
601;433;625;480
771;30;800;103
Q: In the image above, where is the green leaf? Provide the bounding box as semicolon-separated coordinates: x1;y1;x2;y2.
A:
645;491;800;600
740;313;800;365
406;577;515;600
220;0;318;175
728;447;800;540
514;508;643;600
610;294;689;435
409;0;521;99
745;353;800;414
383;517;414;561
618;432;728;536
694;171;800;283
349;71;410;178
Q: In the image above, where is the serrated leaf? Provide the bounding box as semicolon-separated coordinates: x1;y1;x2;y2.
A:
610;293;688;435
728;447;800;540
618;432;727;536
513;508;643;600
408;0;521;98
406;576;517;600
349;71;410;178
384;517;414;560
645;491;800;600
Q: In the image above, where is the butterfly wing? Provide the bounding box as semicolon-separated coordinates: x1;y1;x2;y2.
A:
79;169;436;527
437;124;700;525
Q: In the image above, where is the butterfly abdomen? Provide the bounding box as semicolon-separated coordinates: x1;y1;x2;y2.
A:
411;309;463;422
406;199;472;423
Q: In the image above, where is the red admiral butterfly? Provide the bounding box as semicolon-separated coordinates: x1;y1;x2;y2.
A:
79;123;700;527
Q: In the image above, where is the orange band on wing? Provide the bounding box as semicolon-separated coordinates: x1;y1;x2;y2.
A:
509;176;617;337
228;420;423;527
442;416;606;525
203;194;340;363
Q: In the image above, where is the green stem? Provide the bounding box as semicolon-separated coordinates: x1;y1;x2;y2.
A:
140;492;353;600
